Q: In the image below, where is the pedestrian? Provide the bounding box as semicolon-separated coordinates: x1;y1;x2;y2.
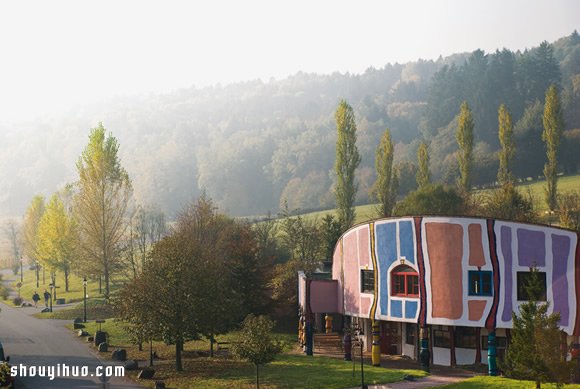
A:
32;291;40;308
43;289;50;308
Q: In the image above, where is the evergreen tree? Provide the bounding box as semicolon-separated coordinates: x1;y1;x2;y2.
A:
456;101;475;194
416;141;430;189
334;100;360;230
504;268;571;388
372;129;398;217
542;85;564;212
497;104;515;188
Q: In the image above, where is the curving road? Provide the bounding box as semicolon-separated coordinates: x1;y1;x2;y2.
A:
0;291;142;388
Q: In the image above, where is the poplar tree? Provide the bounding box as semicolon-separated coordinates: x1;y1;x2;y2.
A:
416;141;430;189
74;124;132;298
456;101;475;193
372;129;398;217
334;100;360;230
498;104;515;188
542;85;564;212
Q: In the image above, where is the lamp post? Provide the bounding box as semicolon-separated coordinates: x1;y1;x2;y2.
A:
20;259;23;284
49;283;54;313
83;277;87;323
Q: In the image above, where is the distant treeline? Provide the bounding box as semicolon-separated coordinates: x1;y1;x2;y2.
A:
0;32;579;218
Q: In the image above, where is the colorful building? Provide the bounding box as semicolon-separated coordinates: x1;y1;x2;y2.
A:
298;216;580;370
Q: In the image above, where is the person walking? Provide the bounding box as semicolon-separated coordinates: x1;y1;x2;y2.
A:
32;291;40;308
43;289;50;308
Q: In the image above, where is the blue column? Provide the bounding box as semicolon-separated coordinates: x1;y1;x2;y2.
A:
305;321;313;356
487;331;498;376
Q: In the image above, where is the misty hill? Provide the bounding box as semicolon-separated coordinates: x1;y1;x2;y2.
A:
1;32;579;219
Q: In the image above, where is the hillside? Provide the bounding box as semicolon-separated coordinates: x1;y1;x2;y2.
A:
0;32;579;221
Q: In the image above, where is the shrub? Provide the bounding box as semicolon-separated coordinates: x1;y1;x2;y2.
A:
12;297;22;306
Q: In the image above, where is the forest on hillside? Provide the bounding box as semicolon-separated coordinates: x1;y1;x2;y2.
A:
1;32;579;219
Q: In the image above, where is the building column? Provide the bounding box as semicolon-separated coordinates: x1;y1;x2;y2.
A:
343;316;352;361
487;331;498;376
475;328;481;365
449;326;456;367
305;318;313;356
325;314;333;334
372;321;381;366
419;326;430;372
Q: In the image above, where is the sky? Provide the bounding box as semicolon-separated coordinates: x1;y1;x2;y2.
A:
0;0;579;122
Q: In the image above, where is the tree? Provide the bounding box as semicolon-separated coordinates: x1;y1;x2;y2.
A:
456;101;475;194
558;191;580;231
334;100;361;230
372;129;398;217
22;195;45;264
231;314;282;389
73;124;133;298
5;220;22;274
482;185;536;223
416;141;430;189
37;193;78;292
503;268;571;388
393;184;464;217
497;104;515;188
542;85;564;212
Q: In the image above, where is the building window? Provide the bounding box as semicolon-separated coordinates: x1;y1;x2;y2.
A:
468;271;493;296
481;336;507;361
454;327;477;349
361;269;374;293
517;271;547;301
433;327;450;348
391;265;419;297
405;323;416;345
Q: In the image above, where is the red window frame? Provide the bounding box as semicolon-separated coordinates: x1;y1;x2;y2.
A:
391;270;419;297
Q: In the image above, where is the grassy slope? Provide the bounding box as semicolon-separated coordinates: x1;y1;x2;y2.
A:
297;174;580;225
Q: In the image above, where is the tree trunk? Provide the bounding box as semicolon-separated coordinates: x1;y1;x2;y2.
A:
176;339;183;371
256;364;259;389
64;267;69;292
210;334;214;357
536;380;540;389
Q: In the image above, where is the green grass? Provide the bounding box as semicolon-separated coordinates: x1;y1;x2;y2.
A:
134;354;428;389
8;267;114;308
293;173;580;226
441;376;580;388
36;299;113;320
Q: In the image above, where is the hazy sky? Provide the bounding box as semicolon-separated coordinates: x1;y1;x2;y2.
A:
0;0;578;121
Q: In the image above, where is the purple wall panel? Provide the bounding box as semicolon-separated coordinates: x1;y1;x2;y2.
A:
501;226;514;322
552;234;571;326
517;229;546;267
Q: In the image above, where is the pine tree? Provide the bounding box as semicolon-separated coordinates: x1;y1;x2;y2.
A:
542;85;564;212
456;101;474;194
416;141;430;189
503;268;571;388
334;100;360;230
497;104;515;188
372;129;398;217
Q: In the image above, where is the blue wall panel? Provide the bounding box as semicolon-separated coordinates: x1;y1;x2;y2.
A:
405;300;418;319
391;300;403;318
377;222;398;317
399;221;415;265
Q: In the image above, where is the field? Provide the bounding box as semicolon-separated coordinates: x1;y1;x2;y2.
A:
294;173;580;226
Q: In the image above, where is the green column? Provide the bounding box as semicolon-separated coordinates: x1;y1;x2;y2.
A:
419;327;430;372
487;331;498;376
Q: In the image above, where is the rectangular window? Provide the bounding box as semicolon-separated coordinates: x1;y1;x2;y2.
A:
517;271;547;301
433;328;450;348
392;273;419;297
405;323;416;345
361;270;374;293
454;327;477;349
392;274;405;295
468;271;493;296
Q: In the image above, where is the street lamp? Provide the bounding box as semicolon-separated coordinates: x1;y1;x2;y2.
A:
20;259;23;284
49;283;54;313
83;277;87;323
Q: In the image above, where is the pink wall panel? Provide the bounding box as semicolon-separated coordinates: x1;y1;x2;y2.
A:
332;240;343;314
343;230;361;315
360;296;371;317
310;280;339;313
468;224;486;267
358;225;370;267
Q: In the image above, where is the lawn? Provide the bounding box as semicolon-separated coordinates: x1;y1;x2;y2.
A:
67;319;427;388
8;267;116;307
441;376;580;388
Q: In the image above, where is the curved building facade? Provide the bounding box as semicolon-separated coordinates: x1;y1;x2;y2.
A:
299;216;580;368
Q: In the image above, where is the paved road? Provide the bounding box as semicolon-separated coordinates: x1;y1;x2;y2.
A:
0;291;141;388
